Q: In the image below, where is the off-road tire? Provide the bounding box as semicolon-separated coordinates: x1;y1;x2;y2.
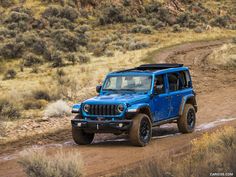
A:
177;104;196;133
72;127;95;145
129;114;152;147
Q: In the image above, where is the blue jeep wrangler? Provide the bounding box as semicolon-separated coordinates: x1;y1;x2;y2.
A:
71;64;197;146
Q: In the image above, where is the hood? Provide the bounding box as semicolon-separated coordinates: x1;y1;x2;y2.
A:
83;93;149;105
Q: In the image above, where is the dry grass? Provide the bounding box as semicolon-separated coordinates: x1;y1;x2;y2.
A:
19;149;84;177
206;43;236;68
115;126;236;177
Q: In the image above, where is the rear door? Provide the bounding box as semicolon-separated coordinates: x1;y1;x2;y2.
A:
167;72;183;118
151;74;171;121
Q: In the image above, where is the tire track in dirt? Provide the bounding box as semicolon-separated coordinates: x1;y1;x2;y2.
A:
0;39;236;177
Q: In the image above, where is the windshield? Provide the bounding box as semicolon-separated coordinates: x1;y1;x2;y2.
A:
103;75;152;92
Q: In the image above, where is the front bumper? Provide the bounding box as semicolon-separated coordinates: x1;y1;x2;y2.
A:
71;119;133;133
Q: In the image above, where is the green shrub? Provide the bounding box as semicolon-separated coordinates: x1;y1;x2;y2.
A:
51;51;64;67
136;18;149;25
105;50;114;57
56;68;66;77
128;41;149;51
99;5;134;25
188;19;197;29
172;24;182;32
154;21;165;30
131;25;152;34
123;0;131;6
0;41;24;59
0;0;15;7
33;90;51;101
210;16;229;28
23;100;47;110
0;28;16;38
177;12;190;27
79;54;90;64
194;26;203;33
65;53;78;65
74;25;91;33
5;10;32;24
19;149;83;177
23;53;43;67
158;7;171;23
46;17;75;29
4;7;33;32
93;43;106;57
42;5;78;22
52;29;88;52
17;32;46;54
3;69;17;80
144;2;162;13
0;99;21;120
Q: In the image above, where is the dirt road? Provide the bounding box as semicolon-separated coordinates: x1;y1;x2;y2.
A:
0;39;236;177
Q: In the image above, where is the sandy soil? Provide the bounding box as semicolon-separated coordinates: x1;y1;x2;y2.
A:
0;39;235;177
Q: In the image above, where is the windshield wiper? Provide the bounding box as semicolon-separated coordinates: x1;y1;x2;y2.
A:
103;89;119;92
120;89;136;91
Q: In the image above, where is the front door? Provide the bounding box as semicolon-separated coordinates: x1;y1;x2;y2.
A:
151;74;171;121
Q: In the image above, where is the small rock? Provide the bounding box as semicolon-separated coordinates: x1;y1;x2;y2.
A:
41;117;49;122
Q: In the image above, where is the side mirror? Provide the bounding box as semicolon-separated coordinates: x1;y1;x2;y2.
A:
96;85;102;93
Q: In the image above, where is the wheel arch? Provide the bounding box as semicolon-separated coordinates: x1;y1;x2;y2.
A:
179;95;198;116
138;106;153;122
127;103;153;122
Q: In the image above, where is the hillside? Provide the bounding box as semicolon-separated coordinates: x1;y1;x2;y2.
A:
0;0;235;142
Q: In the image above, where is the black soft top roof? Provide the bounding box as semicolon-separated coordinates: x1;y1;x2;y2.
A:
114;63;184;73
137;64;183;70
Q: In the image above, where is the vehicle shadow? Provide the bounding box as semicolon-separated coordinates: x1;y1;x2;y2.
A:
85;124;180;147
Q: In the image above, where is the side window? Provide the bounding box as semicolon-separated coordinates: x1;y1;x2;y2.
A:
179;71;191;89
168;73;179;92
154;75;165;94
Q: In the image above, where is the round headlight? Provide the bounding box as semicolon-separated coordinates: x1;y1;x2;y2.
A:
117;104;124;113
83;104;90;113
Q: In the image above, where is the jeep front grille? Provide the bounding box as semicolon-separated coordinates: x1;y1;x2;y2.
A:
87;104;120;116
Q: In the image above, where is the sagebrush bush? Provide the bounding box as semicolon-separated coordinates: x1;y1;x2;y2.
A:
130;25;152;34
128;41;149;51
33;90;51;101
154;21;165;30
99;5;134;25
51;50;64;67
19;149;84;177
0;99;21;120
93;43;106;57
79;54;90;64
44;100;71;117
42;5;78;22
65;53;78;65
172;24;182;32
209;16;229;28
23;53;43;67
3;69;17;80
0;0;15;7
0;121;7;137
52;29;78;52
0;41;24;59
4;7;33;32
194;26;203;33
23;99;47;110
